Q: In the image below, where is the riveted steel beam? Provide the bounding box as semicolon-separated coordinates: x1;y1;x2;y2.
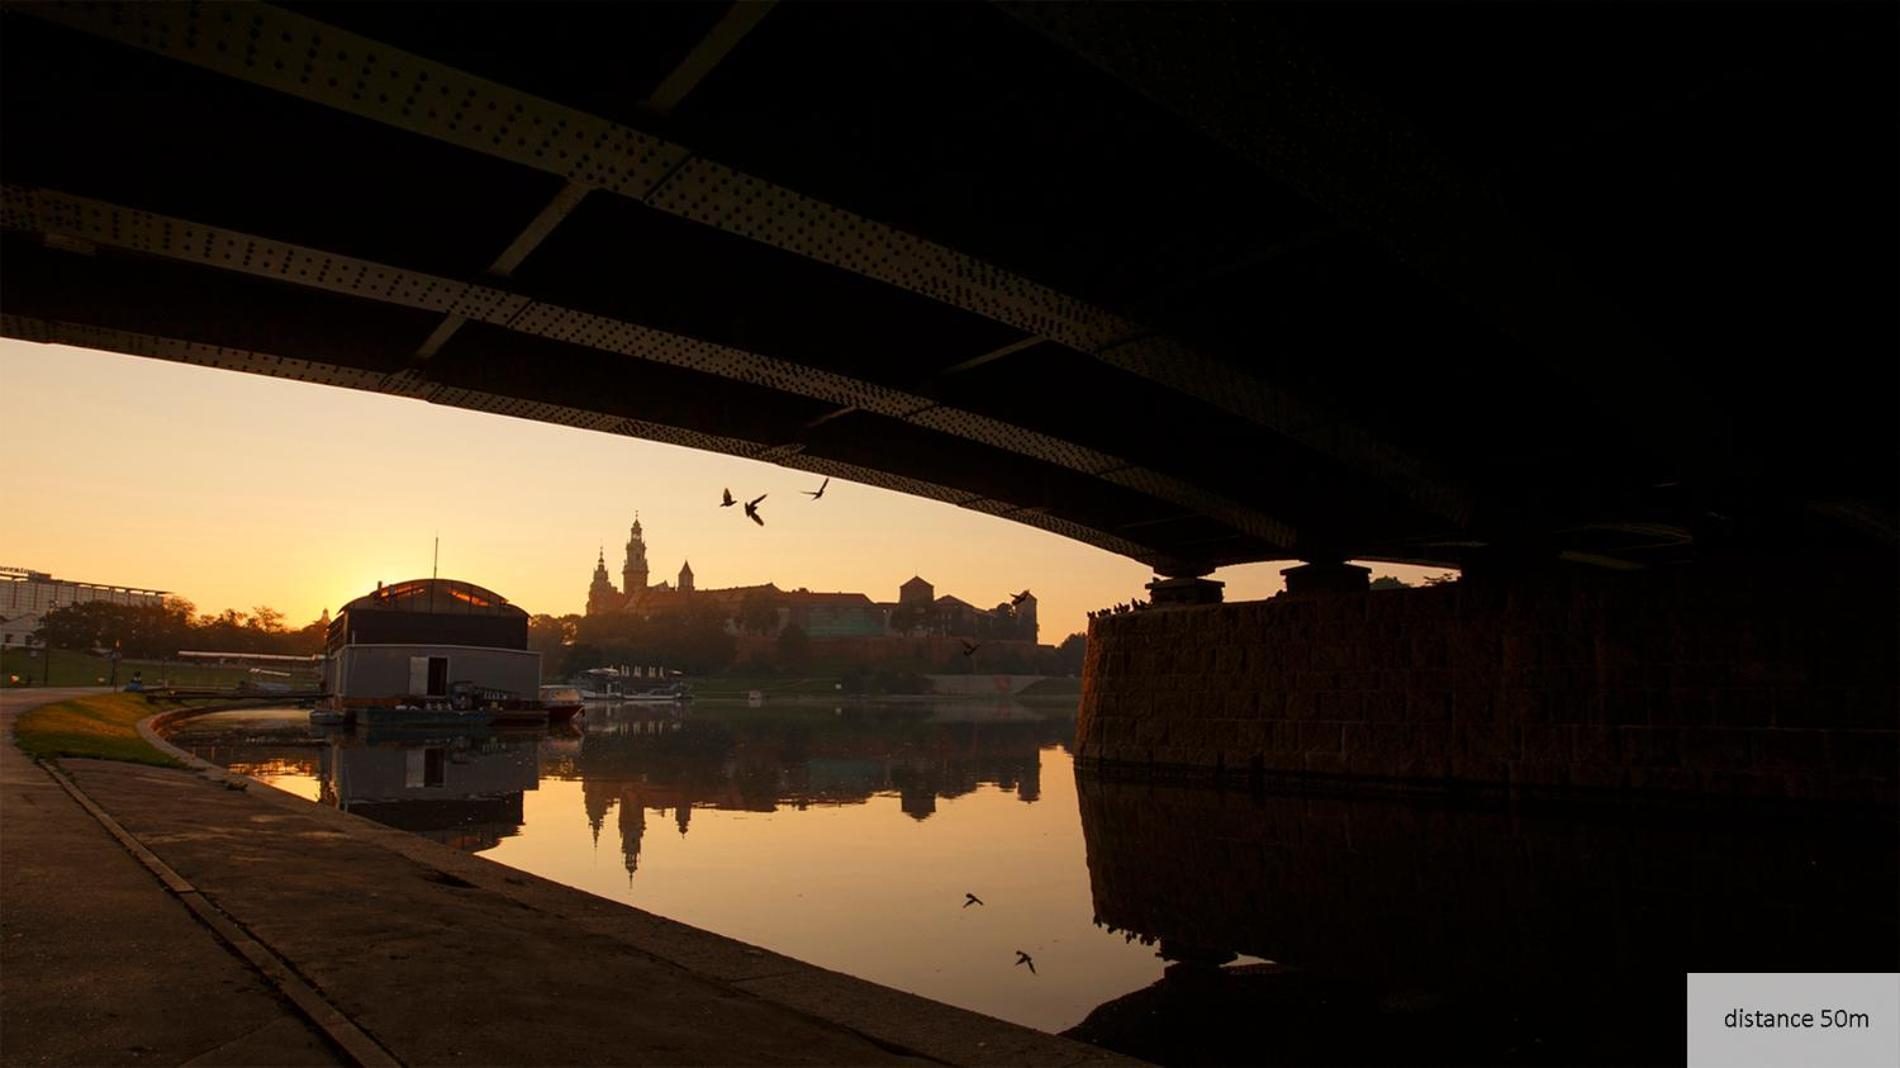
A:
998;1;1717;483
423;2;775;355
642;1;777;116
19;1;1468;527
2;313;1179;566
2;184;1296;549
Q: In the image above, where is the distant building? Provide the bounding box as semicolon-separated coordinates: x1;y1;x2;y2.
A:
0;566;167;647
779;590;885;637
580;513;1036;641
586;549;619;616
621;515;649;597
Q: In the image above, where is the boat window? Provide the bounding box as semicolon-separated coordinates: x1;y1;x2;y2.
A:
405;747;448;788
427;656;448;696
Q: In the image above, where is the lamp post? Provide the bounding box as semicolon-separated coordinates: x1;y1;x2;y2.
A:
30;634;51;686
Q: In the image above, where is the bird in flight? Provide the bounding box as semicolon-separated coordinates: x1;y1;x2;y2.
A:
720;488;735;508
744;494;767;526
1014;951;1036;974
964;893;984;908
802;477;830;500
960;640;980;657
1010;589;1031;606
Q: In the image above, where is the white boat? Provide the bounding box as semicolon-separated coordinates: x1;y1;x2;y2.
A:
618;683;694;704
540;684;585;724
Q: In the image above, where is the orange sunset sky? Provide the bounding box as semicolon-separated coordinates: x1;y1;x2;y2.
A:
0;339;1448;639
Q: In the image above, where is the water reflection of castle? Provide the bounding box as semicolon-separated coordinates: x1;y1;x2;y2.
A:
571;704;1065;878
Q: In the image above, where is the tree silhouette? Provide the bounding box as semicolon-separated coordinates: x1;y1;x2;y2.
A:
776;623;811;670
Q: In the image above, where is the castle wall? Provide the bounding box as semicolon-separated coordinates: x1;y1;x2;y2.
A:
1077;565;1897;804
733;634;1047;670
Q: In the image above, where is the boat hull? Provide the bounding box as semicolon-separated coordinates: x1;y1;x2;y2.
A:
319;695;549;728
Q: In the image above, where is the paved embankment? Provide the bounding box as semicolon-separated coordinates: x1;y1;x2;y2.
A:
1;689;339;1065
4;692;1136;1066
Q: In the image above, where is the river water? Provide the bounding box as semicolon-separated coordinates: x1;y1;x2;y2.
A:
167;701;1897;1065
167;701;1185;1036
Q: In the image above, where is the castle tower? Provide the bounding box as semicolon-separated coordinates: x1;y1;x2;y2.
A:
1017;591;1038;641
899;575;933;605
678;560;694;594
618;787;646;879
622;514;649;595
587;547;621;616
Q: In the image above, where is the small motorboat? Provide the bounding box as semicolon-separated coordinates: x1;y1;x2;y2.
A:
540;684;585;724
623;682;694;704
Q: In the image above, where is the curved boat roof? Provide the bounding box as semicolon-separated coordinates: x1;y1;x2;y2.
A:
339;579;525;617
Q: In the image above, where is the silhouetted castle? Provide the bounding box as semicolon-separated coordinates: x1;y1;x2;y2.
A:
582;512;1036;642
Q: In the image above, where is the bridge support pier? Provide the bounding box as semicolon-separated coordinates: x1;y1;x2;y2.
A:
1278;560;1369;596
1078;561;1897;805
1145;573;1225;606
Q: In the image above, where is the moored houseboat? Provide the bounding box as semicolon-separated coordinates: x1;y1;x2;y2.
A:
619;681;694;704
316;579;544;727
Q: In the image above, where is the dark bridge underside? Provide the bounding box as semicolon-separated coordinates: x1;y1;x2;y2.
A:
3;1;1894;574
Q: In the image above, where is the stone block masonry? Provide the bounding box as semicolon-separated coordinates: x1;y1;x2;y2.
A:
1076;565;1897;804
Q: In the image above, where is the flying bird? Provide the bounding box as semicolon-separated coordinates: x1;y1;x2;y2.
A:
744;493;767;527
1014;951;1036;974
964;893;984;908
720;488;735;507
802;477;830;500
960;640;980;657
1010;589;1031;606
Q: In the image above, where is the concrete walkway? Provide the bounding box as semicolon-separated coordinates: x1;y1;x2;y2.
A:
2;691;1134;1066
1;688;339;1065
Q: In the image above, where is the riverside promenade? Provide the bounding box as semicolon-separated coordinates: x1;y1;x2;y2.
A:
1;691;1136;1066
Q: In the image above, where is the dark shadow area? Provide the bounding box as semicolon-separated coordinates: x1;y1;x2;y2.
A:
1069;776;1898;1066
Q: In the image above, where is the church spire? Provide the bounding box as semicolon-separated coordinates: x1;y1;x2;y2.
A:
586;542;620;615
623;511;649;595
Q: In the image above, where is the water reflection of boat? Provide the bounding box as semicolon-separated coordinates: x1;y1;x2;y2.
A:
618;682;693;704
579;703;683;736
313;579;547;729
319;729;538;852
920;700;1040;724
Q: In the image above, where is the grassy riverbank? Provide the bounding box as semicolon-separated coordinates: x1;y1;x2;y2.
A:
2;649;257;689
12;692;189;767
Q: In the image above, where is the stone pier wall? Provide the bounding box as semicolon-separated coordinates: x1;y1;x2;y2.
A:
1076;566;1897;803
